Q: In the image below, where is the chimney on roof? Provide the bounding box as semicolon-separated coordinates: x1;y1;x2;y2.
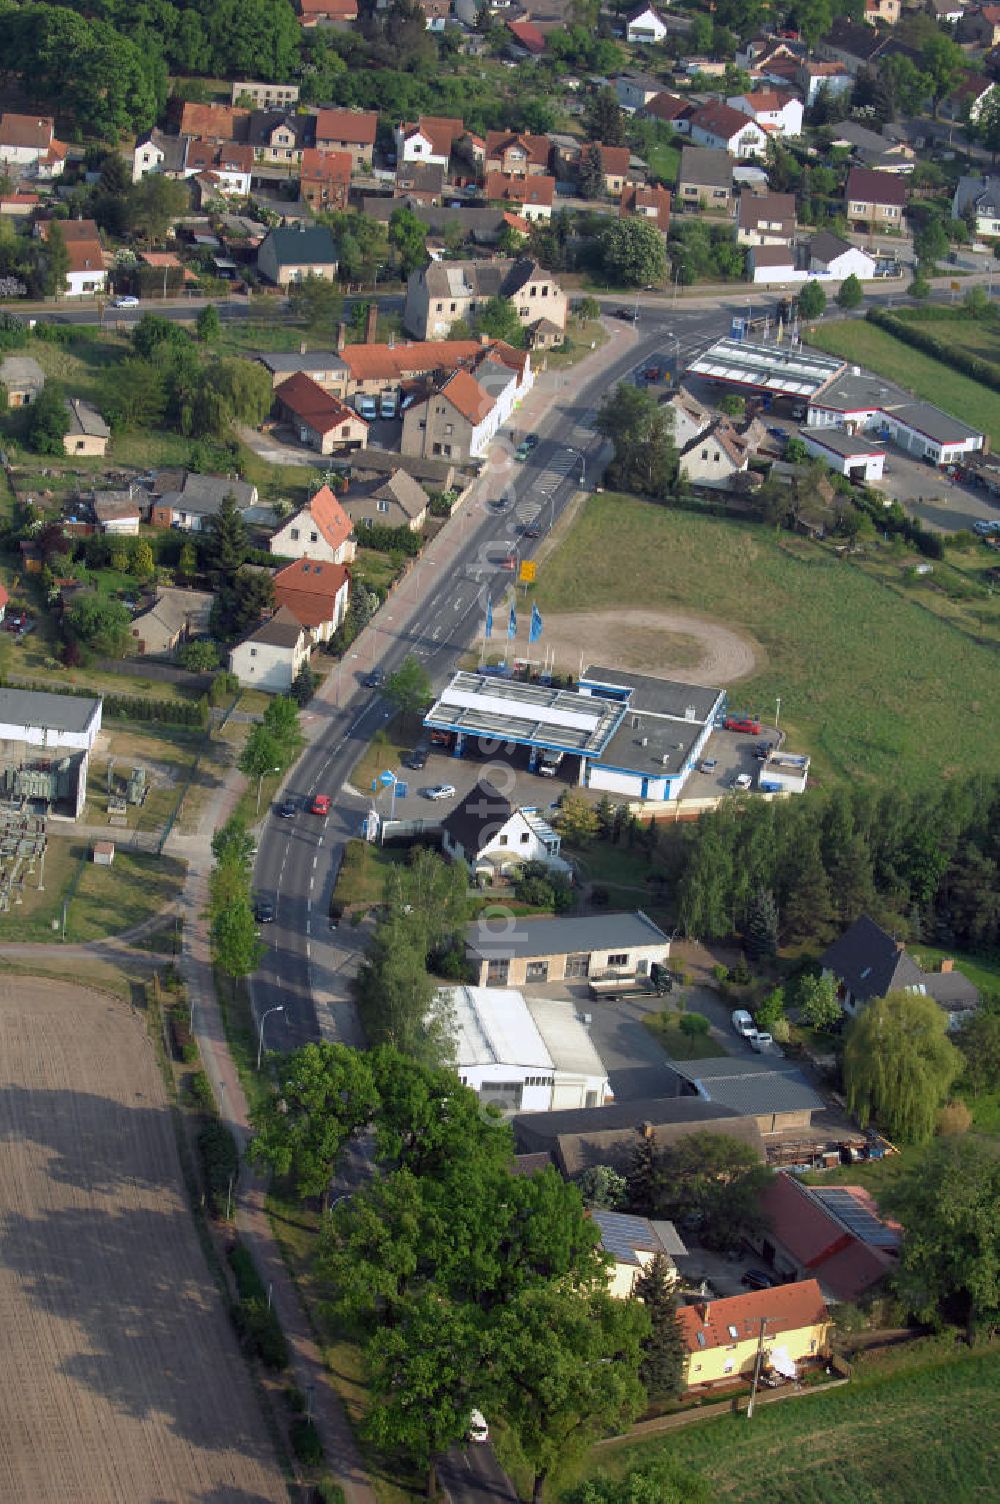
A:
365;301;378;343
640;1121;655;1140
336;321;346;353
701;1302;710;1323
940;957;954;973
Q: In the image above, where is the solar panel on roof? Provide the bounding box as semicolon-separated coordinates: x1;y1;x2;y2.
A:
814;1188;899;1249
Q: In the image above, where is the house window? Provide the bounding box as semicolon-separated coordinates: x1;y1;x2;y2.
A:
310;531;318;542
608;952;629;968
486;958;509;985
525;961;548;983
498;834;508;846
341;425;350;437
250;647;257;657
701;449;708;459
364;517;373;528
520;831;529;844
444;423;453;435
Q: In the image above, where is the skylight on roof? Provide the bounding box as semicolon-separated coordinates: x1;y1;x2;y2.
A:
860;966;872;980
696;1331;706;1348
728;1325;739;1339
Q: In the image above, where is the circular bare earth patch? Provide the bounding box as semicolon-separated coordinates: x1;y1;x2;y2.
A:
540;608;760;684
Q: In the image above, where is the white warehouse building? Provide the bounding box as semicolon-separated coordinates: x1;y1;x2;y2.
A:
0;687;103;818
443;984;611;1115
800;428;885;481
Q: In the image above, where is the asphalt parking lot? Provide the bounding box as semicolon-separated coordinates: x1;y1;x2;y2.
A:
682;725;781;799
366;743;572;819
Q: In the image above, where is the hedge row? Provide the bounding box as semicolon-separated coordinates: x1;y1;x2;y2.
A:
357;523;422;557
227;1241;289;1370
1;675;209;729
866;307;1000;393
198;1120;239;1218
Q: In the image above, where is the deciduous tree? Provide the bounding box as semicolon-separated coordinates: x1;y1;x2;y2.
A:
384;654;433;725
836;273;863;310
250;1042;379;1202
844;990;963;1143
797;973;841;1031
599;218;667;288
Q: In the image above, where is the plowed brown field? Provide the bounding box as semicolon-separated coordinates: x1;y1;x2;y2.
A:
0;976;288;1504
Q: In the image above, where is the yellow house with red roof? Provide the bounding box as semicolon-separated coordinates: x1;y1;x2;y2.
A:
678;1279;831;1390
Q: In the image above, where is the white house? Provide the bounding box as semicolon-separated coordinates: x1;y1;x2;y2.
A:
269;483;356;566
229;607;311;692
0;687;102;818
664;386;714;450
800;63;854;106
441;777;571;884
747;243;799;283
728;90;803;139
952;176;1000;240
393;116;461;170
625;4;669;44
443;985;611;1114
688;102;768;159
679;418;752;487
591;1211;687;1300
807;231;876;281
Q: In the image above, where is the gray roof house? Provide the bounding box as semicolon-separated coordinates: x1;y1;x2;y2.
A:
951;176;1000;238
676;146;734;209
820;914;979;1028
0;354;45;407
671;1057;825;1134
257;224;339;287
465;910;670;988
129;587;215;656
344;469;430;532
512;1096;766;1175
153;472;259;529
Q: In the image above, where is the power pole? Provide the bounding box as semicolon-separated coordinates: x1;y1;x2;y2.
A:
747;1317;768;1419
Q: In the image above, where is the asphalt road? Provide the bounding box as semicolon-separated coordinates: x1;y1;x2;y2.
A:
435;1443;521;1504
250;300;735;1054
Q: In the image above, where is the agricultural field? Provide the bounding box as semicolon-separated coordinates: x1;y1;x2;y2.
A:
0;975;286;1503
597;1342;1000;1504
805;321;999;446
533;496;1000;786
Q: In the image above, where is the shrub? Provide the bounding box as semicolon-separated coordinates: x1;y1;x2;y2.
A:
711;964;729;984
729;957;752;986
314;1484;346;1504
290;1417;324;1466
935;1099;972;1136
187;1070;215;1112
199;1120;238;1217
590;884;609;906
233;1298;290;1370
678;1011;710;1036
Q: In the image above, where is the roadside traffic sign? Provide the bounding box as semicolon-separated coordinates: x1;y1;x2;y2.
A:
379;769;396;787
519;560;537;583
395;781;408;799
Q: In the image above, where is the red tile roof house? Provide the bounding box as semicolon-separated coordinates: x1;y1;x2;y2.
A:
394;116;464;171
272;558;351;642
688;101;769;158
620;183;671;232
844;165;907;231
270;483;357;565
314;109;378;172
506;18;546;54
485;172;555;220
749;1171;899;1304
274;373;369;455
484;130;552;178
297;0;359;26
299;147;352;212
678;1280;832;1391
38;218;107;297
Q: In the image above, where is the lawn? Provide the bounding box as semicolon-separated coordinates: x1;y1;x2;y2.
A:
906;314;1000;370
805;321;1000;447
333;838;408;910
644;1012;728;1059
0;841;185;943
594;1342;1000;1504
533;496;1000;786
645;142;680;184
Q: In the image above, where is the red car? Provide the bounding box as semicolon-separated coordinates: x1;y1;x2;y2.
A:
310;794;331;816
725;715;762;735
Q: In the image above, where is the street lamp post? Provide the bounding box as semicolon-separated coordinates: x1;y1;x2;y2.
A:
257;766;281;815
775;696;781;734
257;1004;285;1070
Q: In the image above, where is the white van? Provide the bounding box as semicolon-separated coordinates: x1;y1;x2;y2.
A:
731;1008;755;1037
467;1409;489;1444
749;1030;773;1052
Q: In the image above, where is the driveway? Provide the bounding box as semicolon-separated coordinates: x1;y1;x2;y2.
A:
876;448;1000;533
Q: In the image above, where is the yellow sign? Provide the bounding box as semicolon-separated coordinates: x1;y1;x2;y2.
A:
951;281;961;292
519;560;537;583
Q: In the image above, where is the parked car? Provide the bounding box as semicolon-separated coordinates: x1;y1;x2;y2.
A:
110;294;140;309
520;523;541;538
379;390;398;419
731;773;753;791
614;307;638;321
364;668;385;689
741;1268;777;1290
766;426;786;442
732;1008;755;1037
514;441;532;461
310;793;331;816
725;715;762;734
406;746;428;770
523;432;540;450
423;784;456;801
699;758;718;774
754;741;774;760
974;519;1000;536
253;896;275;923
355;395;378;420
791;404;806;420
277;797;297;819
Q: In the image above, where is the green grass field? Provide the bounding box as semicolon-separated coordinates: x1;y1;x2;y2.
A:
597;1343;1000;1504
805;321;1000;446
644;143;680;184
907;314;1000;369
533;497;1000;786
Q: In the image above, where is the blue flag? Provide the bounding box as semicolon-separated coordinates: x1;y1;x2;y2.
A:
507;602;517;640
484;595;493;639
529;603;543;643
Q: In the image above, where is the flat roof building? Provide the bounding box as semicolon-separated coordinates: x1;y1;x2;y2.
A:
685;337;846;399
806;367;985;467
465;910;670;988
672;1056;825;1135
0;687;102;818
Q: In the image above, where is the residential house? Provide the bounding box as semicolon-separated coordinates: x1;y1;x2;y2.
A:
688;102;768;158
678;1281;831;1391
231;80;300;109
799;61;854;106
808;230;877;280
484;130;552;177
150;473;258;531
257;224;339;286
257;348;349;397
820;18;891;73
230;606;311;691
441;984;611;1114
62;398;110;458
614;71;664;113
297;0;360;24
679;417;754;487
958;4;1000;45
464;910;670;988
625;3;668;43
641;92;696;129
340;336;519;396
819;914;980;1028
588;143;633;194
485;171;555;220
728;89;803;139
400;365;506;463
865;0;901;22
418;0;451;28
0;113;63;176
0;191;40;219
270;484;356;565
665;385;714;449
927;0;965;20
619;183;671;232
594;1212;686;1300
746;242;798;282
394;116;464;170
92;492;142;535
178;102;249;143
441;777;569;882
300;147;352;211
182;139;254;197
129;588;214;655
512;1097;766;1176
823;119;915;172
314;108;378;172
38;219;107;297
404;256;567;341
394;162;446;205
0;355;45;407
343;469;430;532
132;130;171;183
274;372;369;454
247;110;315;167
670;1056;825;1135
676;146;734;211
506;18;547;53
748;1172;899;1304
737;191;796;246
944;75;997;126
952;175;1000;238
844;165;907;232
272;558;351;642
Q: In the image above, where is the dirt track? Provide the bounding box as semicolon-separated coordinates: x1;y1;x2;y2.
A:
0;977;288;1504
540;608;760;684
